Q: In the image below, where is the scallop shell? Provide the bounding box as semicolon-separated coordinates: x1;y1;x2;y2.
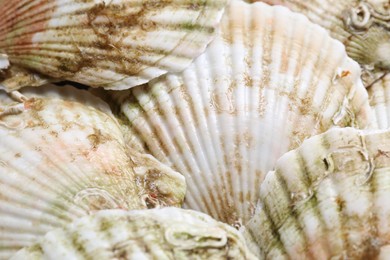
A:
114;0;373;225
246;0;390;75
243;127;390;259
0;0;227;91
369;73;390;129
0;85;185;259
11;208;256;260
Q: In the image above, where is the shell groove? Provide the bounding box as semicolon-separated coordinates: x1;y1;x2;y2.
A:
244;127;390;259
0;85;185;259
369;73;390;129
114;0;373;225
11;208;256;260
246;0;390;77
0;0;227;91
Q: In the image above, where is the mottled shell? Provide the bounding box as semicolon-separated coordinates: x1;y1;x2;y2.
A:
114;0;373;225
0;0;227;91
11;208;256;260
0;85;185;259
369;73;390;129
246;0;390;76
244;127;390;259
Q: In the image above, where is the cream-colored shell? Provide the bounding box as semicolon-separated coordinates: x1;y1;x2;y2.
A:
246;0;390;77
114;0;373;225
11;208;256;260
369;73;390;129
0;0;227;91
0;85;185;259
244;127;390;259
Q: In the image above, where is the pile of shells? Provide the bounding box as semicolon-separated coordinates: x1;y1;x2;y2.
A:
0;0;389;259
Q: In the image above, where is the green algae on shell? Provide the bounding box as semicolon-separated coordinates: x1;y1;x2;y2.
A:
243;127;390;259
0;85;185;259
11;208;256;260
0;0;228;91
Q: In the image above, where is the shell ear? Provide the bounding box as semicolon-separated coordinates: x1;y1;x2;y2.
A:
0;68;50;93
129;150;186;208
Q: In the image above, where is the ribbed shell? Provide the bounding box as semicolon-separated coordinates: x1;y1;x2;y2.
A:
246;0;390;74
244;127;390;259
0;0;227;91
114;0;373;225
369;73;390;129
11;208;256;260
0;85;185;259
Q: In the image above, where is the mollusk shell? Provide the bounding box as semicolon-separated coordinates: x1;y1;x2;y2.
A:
114;0;373;225
369;73;390;129
11;208;256;260
246;0;390;74
0;0;227;91
244;127;390;259
0;85;185;259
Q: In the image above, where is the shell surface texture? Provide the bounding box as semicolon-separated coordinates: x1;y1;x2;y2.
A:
369;73;390;129
246;0;390;79
11;208;256;260
0;0;227;91
244;127;390;259
114;0;373;225
0;85;185;259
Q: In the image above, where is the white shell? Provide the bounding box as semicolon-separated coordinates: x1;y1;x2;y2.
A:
369;73;390;129
11;208;256;260
0;85;185;259
244;127;390;259
0;0;227;91
115;0;373;225
246;0;390;75
0;54;9;70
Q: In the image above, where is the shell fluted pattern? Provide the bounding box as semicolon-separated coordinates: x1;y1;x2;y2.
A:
246;0;390;75
0;0;227;91
369;73;390;129
0;85;185;259
244;127;390;259
115;0;373;225
11;208;256;260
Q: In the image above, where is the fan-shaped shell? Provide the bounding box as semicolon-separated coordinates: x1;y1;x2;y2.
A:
369;73;390;129
244;127;390;259
11;208;256;260
0;0;227;91
114;0;373;225
0;85;185;259
246;0;390;76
